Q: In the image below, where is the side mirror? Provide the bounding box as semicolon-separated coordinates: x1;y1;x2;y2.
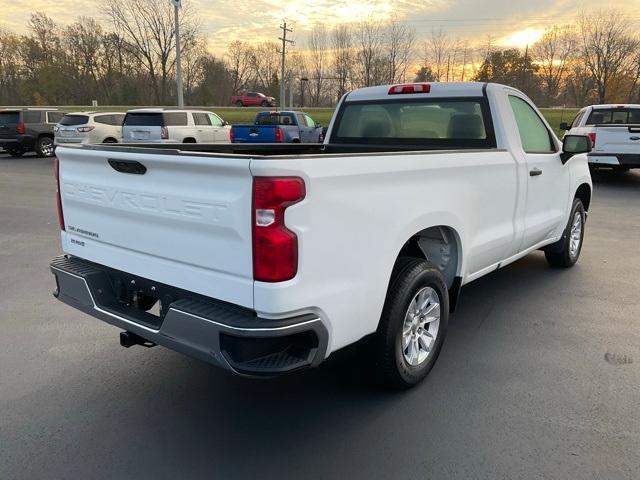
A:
561;134;591;164
559;122;570;131
316;124;322;129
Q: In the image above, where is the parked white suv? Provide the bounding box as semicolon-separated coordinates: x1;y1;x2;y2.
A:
54;112;125;146
561;104;640;172
122;109;231;144
51;82;592;388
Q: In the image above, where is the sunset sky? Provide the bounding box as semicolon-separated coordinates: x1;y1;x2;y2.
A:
2;0;638;54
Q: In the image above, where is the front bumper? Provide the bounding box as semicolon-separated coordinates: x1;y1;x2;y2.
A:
50;255;328;376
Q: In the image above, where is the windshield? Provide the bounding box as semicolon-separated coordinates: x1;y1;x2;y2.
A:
59;114;89;126
332;98;494;148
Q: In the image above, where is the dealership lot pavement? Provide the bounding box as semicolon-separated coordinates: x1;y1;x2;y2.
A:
1;153;639;479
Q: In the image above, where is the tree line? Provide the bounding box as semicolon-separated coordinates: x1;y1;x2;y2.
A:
1;5;639;108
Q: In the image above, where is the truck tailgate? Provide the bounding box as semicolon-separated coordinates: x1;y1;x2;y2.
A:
232;125;276;143
56;146;254;308
594;126;640;154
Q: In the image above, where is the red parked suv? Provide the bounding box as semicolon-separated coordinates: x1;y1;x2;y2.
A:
231;92;276;107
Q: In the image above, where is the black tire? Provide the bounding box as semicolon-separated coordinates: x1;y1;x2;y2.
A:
103;138;117;143
36;136;55;157
7;148;24;158
182;138;196;143
372;257;449;389
545;198;585;268
261;100;268;107
236;100;243;107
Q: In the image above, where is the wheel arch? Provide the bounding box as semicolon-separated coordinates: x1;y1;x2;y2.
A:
182;137;197;143
575;183;591;211
395;225;464;312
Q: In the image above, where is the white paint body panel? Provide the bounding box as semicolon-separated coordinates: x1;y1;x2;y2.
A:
55;83;592;358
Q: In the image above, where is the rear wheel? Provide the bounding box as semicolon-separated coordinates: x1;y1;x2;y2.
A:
36;136;55;157
103;138;117;143
545;198;585;268
372;257;449;389
236;100;243;107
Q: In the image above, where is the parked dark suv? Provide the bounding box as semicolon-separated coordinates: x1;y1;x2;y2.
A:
0;109;65;157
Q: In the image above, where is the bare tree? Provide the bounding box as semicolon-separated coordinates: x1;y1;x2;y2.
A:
332;24;353;100
578;10;638;103
103;0;200;104
355;18;384;87
423;28;450;81
251;41;280;95
307;25;327;106
385;18;415;83
227;41;254;94
0;29;22;103
533;25;576;106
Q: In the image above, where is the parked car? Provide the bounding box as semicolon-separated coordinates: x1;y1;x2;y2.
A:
51;82;592;389
231;111;323;143
231;92;276;107
121;109;231;144
0;108;65;157
54;112;125;147
561;104;640;172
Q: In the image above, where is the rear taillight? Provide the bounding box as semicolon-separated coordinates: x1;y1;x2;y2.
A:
230;127;235;143
275;127;283;143
77;126;94;133
53;158;65;231
388;83;431;95
252;177;305;282
16;122;25;134
588;132;596;147
161;126;169;139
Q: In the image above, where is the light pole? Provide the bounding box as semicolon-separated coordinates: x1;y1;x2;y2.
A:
172;0;184;109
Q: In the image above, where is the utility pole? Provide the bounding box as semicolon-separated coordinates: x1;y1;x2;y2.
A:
172;0;184;108
278;21;294;110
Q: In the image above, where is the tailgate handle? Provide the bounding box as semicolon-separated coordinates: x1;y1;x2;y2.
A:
108;159;147;175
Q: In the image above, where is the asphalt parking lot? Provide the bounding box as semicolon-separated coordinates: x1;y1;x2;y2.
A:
1;152;639;479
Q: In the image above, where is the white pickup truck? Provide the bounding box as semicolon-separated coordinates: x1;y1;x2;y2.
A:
561;104;640;172
50;82;593;388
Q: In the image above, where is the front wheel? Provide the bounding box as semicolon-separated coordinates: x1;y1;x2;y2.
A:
36;136;55;157
545;198;585;268
372;257;449;389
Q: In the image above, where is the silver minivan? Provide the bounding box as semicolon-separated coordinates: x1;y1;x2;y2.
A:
122;109;231;143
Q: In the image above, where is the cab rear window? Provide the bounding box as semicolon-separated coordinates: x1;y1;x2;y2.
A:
0;112;19;125
255;113;296;126
586;108;640;125
332;98;495;148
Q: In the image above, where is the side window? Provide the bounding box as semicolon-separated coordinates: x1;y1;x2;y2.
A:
164;112;188;126
113;114;125;125
208;113;223;127
304;115;315;127
508;96;555;153
23;111;42;123
571;110;585;128
47;112;64;123
192;112;211;126
94;115;110;125
248;92;256;97
296;113;307;127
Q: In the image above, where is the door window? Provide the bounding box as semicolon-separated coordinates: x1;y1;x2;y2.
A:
163;112;188;126
508;96;555;153
23;111;42;123
296;114;307;127
193;112;211;126
47;112;64;123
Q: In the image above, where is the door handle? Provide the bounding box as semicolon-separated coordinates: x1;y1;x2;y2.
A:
529;168;543;177
629;136;640;141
